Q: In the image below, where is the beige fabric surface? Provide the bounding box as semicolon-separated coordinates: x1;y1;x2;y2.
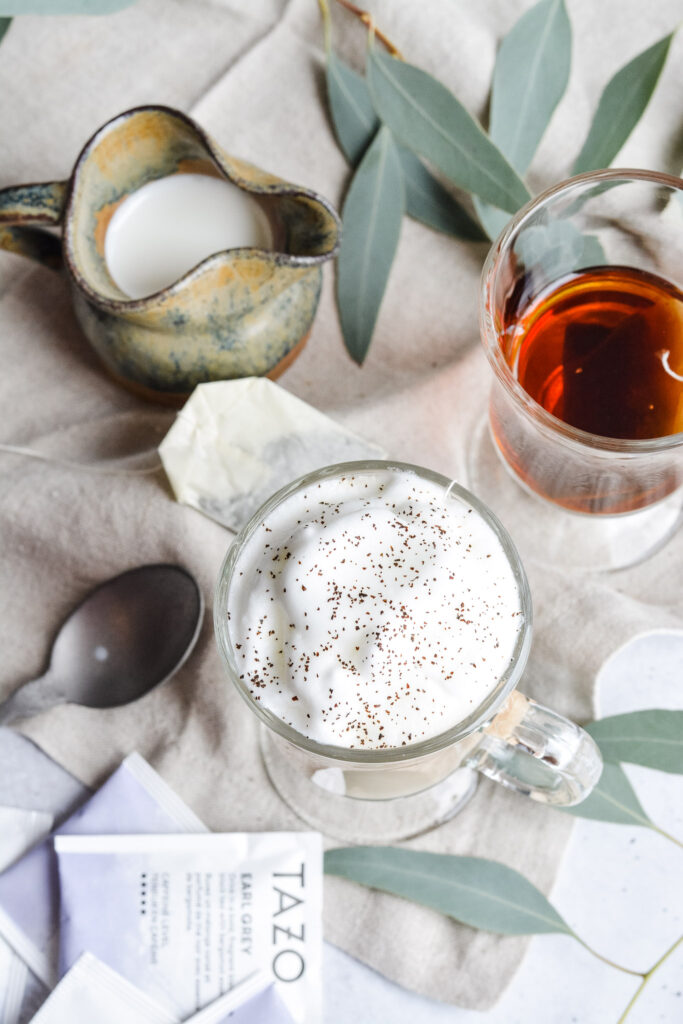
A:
0;0;682;1011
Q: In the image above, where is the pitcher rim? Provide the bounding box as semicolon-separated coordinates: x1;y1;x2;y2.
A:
61;103;341;311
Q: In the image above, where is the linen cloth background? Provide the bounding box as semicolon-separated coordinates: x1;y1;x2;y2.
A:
0;0;682;1010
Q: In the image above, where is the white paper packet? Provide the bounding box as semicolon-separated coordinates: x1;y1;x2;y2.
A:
55;832;323;1024
0;808;54;873
0;806;53;1024
0;754;207;988
30;956;296;1024
0;936;28;1024
28;952;176;1024
196;977;297;1023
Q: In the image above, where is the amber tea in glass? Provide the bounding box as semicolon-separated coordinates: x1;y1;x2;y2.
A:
479;170;683;568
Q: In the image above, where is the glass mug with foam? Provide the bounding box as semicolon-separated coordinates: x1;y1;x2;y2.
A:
474;169;683;571
214;460;602;843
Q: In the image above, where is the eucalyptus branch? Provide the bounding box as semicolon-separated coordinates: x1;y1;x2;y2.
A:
616;934;683;1024
572;936;644;978
318;0;333;53
650;824;683;851
331;0;404;58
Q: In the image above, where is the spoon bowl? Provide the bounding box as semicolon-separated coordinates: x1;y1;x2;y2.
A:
0;564;203;726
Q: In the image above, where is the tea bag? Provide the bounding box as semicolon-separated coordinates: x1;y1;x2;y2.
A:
159;378;386;532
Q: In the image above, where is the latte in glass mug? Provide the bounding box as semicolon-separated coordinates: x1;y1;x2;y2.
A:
216;461;601;841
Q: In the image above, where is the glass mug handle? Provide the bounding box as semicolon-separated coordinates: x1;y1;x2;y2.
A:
465;691;603;805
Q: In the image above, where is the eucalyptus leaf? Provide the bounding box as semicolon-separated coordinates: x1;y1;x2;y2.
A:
586;710;683;774
559;761;654;827
397;143;486;241
327;51;379;166
489;0;572;174
325;847;572;936
475;0;571;240
514;219;581;273
326;52;484;240
337;125;405;364
577;233;606;268
472;199;511;242
0;0;134;9
572;32;675;174
367;48;530;214
513;220;607;285
0;17;10;40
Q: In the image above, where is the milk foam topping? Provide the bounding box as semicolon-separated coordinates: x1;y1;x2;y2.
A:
227;469;523;749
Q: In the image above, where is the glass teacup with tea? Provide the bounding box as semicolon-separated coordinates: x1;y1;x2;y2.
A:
473;169;683;571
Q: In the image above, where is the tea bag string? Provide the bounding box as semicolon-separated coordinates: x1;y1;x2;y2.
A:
0;442;163;476
444;479;459;504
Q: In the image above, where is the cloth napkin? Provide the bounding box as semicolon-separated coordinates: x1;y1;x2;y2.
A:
0;0;681;1010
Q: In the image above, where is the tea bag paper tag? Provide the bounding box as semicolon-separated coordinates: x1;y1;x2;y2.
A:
159;378;386;532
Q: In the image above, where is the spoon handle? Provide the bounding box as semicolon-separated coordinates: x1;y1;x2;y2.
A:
0;674;58;727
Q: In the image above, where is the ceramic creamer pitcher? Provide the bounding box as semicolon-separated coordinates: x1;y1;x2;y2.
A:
0;105;341;404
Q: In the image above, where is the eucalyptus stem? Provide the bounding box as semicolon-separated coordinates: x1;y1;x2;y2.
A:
573;936;644;978
616;934;683;1024
332;0;404;58
317;0;332;53
651;824;683;851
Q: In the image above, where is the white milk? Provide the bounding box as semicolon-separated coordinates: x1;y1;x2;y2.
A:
105;173;272;299
227;468;523;749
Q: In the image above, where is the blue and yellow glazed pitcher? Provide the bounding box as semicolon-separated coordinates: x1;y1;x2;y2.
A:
0;105;341;404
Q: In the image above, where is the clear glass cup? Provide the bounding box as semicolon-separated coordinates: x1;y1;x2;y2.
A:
214;460;602;843
472;169;683;571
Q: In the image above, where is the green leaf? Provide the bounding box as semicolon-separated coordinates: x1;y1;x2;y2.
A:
336;125;405;364
0;0;134;10
367;48;530;214
577;233;607;269
572;32;675;174
474;0;571;240
397;143;486;242
325;847;572;936
489;0;572;174
513;220;607;281
472;199;511;242
0;17;11;40
586;710;683;774
559;761;654;827
326;53;484;241
326;51;379;166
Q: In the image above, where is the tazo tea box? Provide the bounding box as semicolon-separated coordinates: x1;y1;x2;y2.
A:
55;833;322;1024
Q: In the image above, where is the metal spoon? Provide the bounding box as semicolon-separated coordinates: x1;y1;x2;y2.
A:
0;564;203;726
